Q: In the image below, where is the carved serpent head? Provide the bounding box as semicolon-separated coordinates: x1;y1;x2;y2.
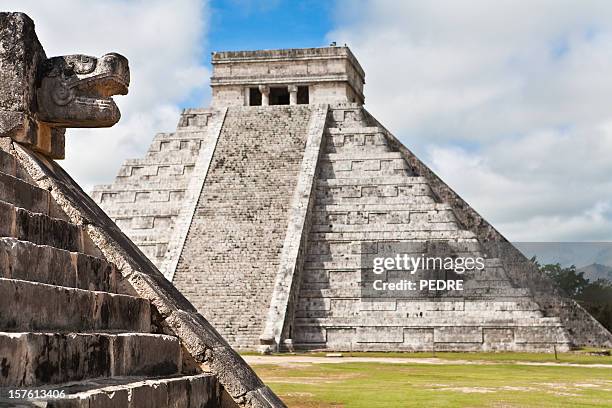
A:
37;53;130;127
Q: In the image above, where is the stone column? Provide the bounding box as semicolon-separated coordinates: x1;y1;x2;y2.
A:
243;87;250;106
288;85;298;105
259;85;270;106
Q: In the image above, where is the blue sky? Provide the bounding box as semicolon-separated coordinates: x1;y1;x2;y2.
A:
4;0;612;242
180;0;335;108
209;0;333;53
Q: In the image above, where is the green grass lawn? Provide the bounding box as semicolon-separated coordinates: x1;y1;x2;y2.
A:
249;354;612;407
242;349;612;365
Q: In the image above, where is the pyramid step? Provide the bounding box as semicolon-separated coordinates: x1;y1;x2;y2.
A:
310;222;458;233
320;168;413;180
0;171;67;219
8;373;220;408
92;183;189;194
0;278;150;333
0;200;99;256
293;316;563;327
111;173;192;187
0;149;36;184
122;157;198;168
314;202;452;212
144;148;202;161
315;195;436;206
0;238;123;293
326;144;391;155
0;332;181;387
315;182;432;200
327;126;385;135
329;107;371;127
297;286;531;299
296;309;545;320
309;230;476;242
317;176;427;187
323;151;403;161
98;204;179;219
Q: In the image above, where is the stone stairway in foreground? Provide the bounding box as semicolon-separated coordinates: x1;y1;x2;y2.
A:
0;148;222;407
293;105;572;352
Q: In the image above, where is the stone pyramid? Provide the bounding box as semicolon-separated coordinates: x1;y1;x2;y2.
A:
0;12;283;407
93;46;612;353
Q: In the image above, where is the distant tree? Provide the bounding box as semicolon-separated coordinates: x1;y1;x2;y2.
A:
540;263;588;297
536;260;612;332
576;279;612;332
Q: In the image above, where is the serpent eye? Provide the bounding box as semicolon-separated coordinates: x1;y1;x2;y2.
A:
72;55;97;74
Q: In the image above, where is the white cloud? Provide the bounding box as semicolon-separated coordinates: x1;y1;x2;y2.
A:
3;0;210;191
330;0;612;241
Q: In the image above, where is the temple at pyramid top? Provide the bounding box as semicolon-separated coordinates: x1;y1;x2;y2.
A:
210;46;365;107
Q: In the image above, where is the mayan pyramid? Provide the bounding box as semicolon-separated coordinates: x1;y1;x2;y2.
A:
0;12;284;407
93;46;612;353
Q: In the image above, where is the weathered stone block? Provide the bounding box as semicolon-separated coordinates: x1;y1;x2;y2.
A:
434;326;483;343
0;278;150;332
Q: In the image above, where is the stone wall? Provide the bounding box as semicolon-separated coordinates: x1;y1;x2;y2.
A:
172;105;312;348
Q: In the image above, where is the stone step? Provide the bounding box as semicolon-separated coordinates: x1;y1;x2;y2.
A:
298;285;531;299
327;126;385;135
0;238;122;293
314;203;452;212
3;373;221;408
309;222;458;233
93;189;187;208
325;145;391;155
296;299;543;313
0;200;99;256
0;149;36;184
315;195;436;206
323;151;403;161
121;230;175;245
316;183;433;200
296;308;544;320
290;341;570;353
320;168;413;180
102;204;180;219
308;230;476;242
151;130;209;142
112;173;193;186
325;131;390;154
0;171;67;219
293;316;563;327
0;278;150;333
145;147;202;161
0;332;181;387
92;183;189;193
122;156;198;167
317;176;427;187
329;107;371;127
